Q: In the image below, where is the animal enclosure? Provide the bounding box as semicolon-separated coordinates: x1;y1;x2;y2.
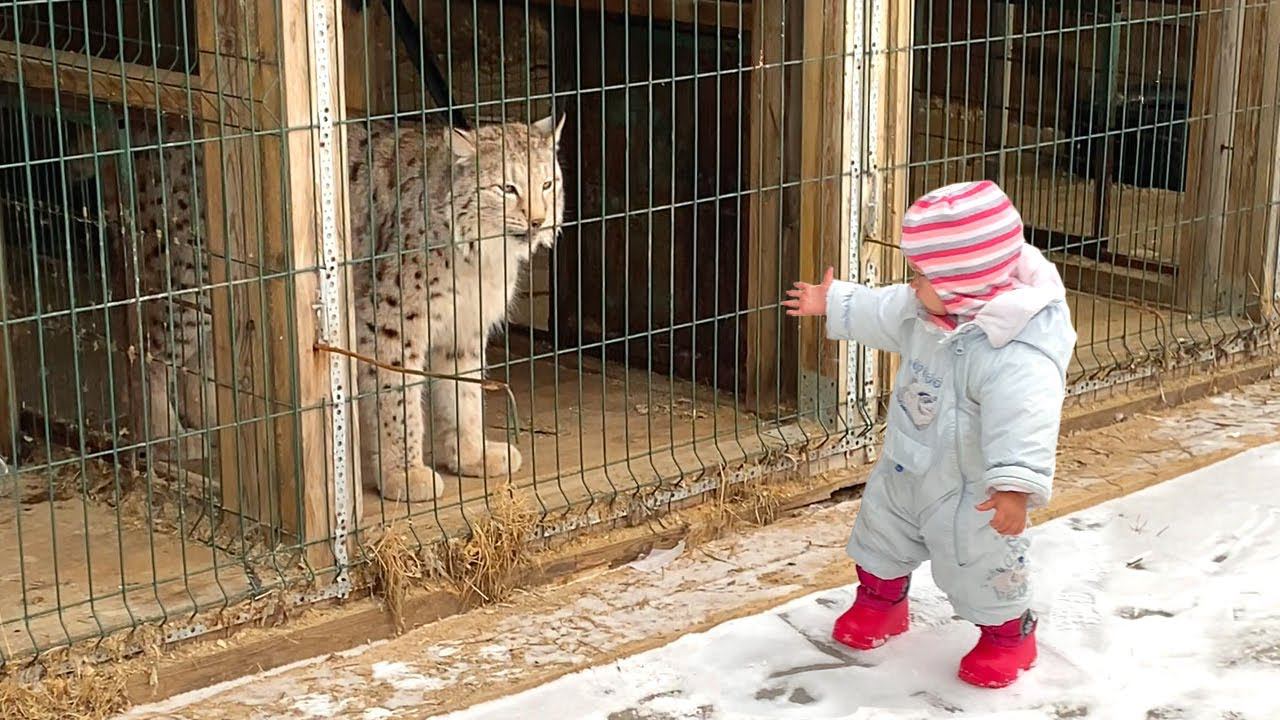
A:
0;0;1277;664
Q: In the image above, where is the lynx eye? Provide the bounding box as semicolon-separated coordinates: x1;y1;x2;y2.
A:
503;184;519;196
542;180;552;191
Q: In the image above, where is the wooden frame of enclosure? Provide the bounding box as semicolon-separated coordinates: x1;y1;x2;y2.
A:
0;2;361;569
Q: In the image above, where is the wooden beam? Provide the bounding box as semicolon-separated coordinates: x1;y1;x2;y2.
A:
1264;0;1280;322
257;0;352;567
198;0;275;534
1229;0;1280;321
796;0;848;424
529;0;751;31
744;0;791;416
1177;0;1247;313
873;0;914;406
0;40;254;128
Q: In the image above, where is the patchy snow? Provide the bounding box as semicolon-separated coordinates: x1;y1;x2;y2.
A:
370;661;448;692
628;541;687;573
429;443;1280;720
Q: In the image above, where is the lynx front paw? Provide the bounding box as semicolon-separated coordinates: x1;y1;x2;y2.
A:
441;440;523;478
379;465;445;502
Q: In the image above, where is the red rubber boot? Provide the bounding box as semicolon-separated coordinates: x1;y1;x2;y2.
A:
831;567;910;650
957;611;1038;688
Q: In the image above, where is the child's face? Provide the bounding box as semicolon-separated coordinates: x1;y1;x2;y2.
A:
908;266;948;315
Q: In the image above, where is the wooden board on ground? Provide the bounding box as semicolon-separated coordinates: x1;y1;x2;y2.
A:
0;492;252;659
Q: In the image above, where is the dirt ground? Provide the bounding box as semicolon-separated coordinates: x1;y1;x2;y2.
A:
114;374;1280;720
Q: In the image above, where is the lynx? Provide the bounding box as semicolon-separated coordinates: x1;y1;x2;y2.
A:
102;120;217;464
348;115;565;501
110;114;564;502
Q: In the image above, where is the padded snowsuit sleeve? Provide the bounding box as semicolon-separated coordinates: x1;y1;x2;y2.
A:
975;342;1066;509
824;281;917;353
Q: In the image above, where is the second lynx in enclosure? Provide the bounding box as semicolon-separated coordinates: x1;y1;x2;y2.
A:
111;114;564;502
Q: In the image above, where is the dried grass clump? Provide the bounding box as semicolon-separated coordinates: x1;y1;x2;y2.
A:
690;474;789;546
443;483;537;605
0;664;129;720
366;522;425;634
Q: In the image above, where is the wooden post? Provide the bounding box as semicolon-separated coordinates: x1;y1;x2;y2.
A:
198;0;275;534
1263;0;1280;321
745;0;792;416
1177;0;1247;314
872;0;915;407
199;0;356;566
982;0;1011;184
257;0;355;567
796;0;851;426
1224;0;1280;321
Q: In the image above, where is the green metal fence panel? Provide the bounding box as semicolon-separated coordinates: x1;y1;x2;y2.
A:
901;0;1280;394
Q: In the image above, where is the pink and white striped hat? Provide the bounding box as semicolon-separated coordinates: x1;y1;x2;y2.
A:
900;180;1026;326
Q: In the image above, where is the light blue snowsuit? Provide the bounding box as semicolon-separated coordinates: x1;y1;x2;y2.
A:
826;274;1076;626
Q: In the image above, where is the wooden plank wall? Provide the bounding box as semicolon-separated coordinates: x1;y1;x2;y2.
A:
1220;0;1280;319
554;12;749;394
745;0;800;414
796;0;851;420
1176;0;1247;313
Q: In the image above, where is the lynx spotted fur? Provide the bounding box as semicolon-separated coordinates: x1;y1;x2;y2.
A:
112;114;564;502
104;122;217;462
348;115;565;501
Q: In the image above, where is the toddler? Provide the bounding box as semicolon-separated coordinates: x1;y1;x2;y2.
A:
783;180;1076;688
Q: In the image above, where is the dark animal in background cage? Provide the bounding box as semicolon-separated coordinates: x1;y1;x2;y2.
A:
1065;81;1190;193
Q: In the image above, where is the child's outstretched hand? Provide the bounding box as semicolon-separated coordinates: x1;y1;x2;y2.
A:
783;267;835;317
976;490;1029;535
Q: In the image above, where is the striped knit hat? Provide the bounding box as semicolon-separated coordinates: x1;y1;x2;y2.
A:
900;180;1026;328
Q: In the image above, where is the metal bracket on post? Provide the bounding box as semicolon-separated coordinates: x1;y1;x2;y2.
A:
845;0;868;433
313;0;351;595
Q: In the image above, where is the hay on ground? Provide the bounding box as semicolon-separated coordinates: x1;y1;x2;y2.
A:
0;663;130;720
443;482;537;605
365;522;424;634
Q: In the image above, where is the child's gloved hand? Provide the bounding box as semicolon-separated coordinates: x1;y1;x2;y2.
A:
783;267;835;317
975;490;1029;535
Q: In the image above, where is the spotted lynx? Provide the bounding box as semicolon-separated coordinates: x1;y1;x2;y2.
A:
108;114;564;502
348;115;565;501
102;120;217;463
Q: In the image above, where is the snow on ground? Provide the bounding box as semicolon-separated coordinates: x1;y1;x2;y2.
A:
428;443;1280;720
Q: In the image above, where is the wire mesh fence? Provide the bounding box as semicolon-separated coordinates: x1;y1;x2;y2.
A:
0;0;1276;662
901;0;1280;391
